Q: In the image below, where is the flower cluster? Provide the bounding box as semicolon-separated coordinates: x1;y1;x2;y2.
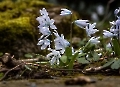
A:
36;8;70;65
103;8;120;39
36;8;57;50
74;19;100;44
36;7;120;67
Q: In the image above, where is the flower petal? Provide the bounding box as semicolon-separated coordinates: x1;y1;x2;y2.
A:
74;20;89;28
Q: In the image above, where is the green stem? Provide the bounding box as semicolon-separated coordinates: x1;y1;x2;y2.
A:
50;28;55;49
70;14;73;47
112;37;120;57
68;52;79;69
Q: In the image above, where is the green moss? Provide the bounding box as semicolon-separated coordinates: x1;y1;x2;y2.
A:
29;0;53;8
0;17;35;39
0;17;36;53
0;0;14;12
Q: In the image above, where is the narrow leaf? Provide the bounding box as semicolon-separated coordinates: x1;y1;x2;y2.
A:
77;53;86;58
102;59;115;68
60;55;67;63
93;52;100;61
77;57;90;64
65;47;72;58
68;52;79;69
83;42;95;52
112;38;120;56
111;59;120;69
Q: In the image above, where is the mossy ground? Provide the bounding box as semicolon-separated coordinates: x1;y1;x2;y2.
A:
0;0;54;56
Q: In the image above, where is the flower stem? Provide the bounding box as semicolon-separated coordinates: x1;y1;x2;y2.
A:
50;28;55;49
70;15;73;47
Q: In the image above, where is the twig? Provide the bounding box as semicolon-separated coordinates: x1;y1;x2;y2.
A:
0;63;24;81
50;68;82;72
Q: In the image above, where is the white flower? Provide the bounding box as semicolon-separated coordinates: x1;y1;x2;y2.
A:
74;19;89;29
106;43;112;48
37;38;50;50
47;48;61;65
45;16;57;29
85;23;99;37
54;33;70;54
37;16;57;29
89;37;100;44
38;26;51;36
40;8;48;16
116;17;120;26
103;30;115;38
110;21;115;25
60;8;72;16
114;7;120;18
36;16;46;27
110;28;118;34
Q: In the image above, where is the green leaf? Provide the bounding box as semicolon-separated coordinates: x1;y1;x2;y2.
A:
77;57;90;64
93;52;100;61
77;53;86;58
102;59;115;68
112;38;120;56
68;52;79;69
65;47;72;59
60;55;67;63
83;42;95;52
111;59;120;69
24;53;33;58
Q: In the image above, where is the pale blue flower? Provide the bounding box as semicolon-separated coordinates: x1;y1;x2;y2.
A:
110;28;118;34
89;37;100;44
110;21;115;25
109;20;120;35
47;48;61;65
36;8;57;29
60;8;72;16
106;43;112;48
36;16;57;29
114;7;120;18
103;30;116;38
54;32;70;54
37;38;50;50
85;23;99;37
116;17;120;25
45;16;57;29
38;26;51;36
40;8;48;16
36;16;46;27
74;19;89;29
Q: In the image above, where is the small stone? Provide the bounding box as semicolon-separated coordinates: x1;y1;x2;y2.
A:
30;82;37;87
2;81;7;84
65;76;96;85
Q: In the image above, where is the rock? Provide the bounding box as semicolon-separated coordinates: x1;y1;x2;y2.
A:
65;76;96;85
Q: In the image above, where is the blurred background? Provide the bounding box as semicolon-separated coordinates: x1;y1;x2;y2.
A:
44;0;120;22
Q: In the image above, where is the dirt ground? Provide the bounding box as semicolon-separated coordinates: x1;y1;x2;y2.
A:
0;76;120;87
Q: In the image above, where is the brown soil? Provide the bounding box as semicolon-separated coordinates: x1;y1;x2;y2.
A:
0;76;120;87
